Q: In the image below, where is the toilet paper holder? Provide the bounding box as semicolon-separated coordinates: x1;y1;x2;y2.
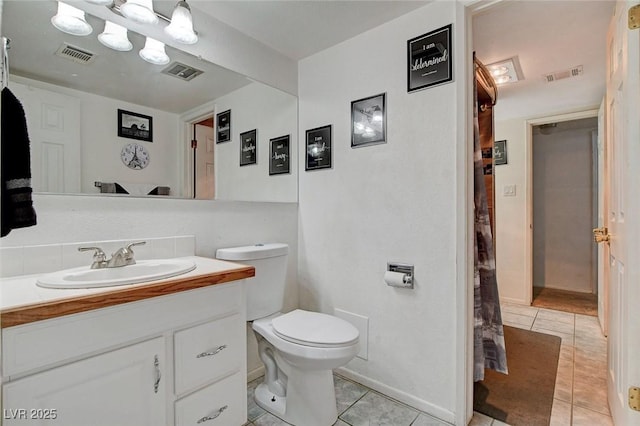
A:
386;263;414;288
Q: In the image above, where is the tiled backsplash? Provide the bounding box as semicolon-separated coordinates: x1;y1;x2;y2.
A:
0;236;195;278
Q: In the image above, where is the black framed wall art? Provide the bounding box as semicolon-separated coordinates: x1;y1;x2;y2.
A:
216;109;231;143
494;140;507;165
351;93;386;148
305;125;332;171
407;24;453;93
240;129;257;166
269;135;290;175
118;109;153;142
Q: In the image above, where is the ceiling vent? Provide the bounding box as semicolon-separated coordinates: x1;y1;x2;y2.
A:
161;62;203;82
544;65;583;83
55;43;96;65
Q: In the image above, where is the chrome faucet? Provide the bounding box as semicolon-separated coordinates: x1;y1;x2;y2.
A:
107;241;146;267
78;241;146;269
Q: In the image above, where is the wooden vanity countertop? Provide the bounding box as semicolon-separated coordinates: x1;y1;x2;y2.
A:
0;257;254;328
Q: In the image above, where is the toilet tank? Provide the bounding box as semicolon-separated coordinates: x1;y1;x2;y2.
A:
215;243;288;321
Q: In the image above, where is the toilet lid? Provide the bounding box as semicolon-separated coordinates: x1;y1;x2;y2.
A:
272;309;359;348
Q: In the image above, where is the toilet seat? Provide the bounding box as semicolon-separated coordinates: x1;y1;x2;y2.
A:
272;309;359;348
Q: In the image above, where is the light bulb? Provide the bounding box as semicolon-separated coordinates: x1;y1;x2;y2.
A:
165;1;198;44
98;21;133;52
51;2;93;36
121;0;158;25
139;37;170;65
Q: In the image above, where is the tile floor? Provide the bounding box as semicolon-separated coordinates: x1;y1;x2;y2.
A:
245;302;611;426
501;302;612;426
245;373;482;426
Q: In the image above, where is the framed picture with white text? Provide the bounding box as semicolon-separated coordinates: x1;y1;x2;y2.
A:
240;129;257;166
305;125;332;171
270;135;290;175
407;24;453;93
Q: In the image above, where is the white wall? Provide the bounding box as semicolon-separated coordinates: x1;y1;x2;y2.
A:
214;83;298;202
492;118;529;303
0;194;299;377
532;119;597;293
11;76;182;196
298;2;460;421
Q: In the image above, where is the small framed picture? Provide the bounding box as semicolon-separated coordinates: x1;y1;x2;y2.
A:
305;125;332;171
494;140;507;165
270;135;290;175
118;109;152;142
351;93;386;148
407;24;453;93
216;109;231;143
240;129;257;166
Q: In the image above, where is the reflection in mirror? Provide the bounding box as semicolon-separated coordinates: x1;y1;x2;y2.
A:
2;0;297;202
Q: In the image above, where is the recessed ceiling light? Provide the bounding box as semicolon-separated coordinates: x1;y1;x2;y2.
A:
486;56;524;85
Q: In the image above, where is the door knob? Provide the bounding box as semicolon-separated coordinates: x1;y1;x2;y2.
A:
593;227;610;243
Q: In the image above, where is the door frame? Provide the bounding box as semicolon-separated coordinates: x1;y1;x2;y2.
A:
179;101;216;198
524;109;599;305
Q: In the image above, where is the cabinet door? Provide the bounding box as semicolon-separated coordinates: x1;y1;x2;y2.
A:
3;337;166;426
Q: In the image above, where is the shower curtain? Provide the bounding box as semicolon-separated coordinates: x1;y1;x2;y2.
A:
473;61;508;381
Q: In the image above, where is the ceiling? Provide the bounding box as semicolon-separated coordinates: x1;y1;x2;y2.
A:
473;1;614;120
191;1;430;60
4;0;613;117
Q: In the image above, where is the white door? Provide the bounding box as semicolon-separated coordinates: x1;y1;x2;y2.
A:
605;2;640;424
194;122;214;199
2;338;166;426
9;82;81;193
596;101;608;336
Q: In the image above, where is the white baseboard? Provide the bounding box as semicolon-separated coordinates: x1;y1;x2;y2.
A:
335;367;455;425
500;296;528;305
247;365;265;383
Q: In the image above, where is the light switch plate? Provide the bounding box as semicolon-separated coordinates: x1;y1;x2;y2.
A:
503;184;516;197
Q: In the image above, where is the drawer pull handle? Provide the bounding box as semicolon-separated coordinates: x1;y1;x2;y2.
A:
196;345;227;358
196;405;228;423
153;355;161;393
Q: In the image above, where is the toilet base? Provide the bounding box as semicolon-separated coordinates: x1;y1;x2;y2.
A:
253;370;338;426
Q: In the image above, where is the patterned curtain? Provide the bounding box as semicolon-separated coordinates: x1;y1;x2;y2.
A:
473;58;508;381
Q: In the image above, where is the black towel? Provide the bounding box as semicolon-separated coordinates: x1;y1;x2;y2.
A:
1;87;37;237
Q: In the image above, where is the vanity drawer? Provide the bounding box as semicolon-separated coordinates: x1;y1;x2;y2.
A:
174;313;243;395
175;371;245;426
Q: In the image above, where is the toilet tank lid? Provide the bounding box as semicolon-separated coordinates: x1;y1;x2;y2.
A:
216;243;288;261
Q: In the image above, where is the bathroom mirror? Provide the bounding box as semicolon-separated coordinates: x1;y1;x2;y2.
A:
2;1;298;202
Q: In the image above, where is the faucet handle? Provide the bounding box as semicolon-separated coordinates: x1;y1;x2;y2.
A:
78;246;107;268
126;241;146;252
78;246;106;259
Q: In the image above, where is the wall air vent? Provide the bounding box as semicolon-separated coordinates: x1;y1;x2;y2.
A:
161;62;203;81
55;43;96;65
543;65;583;83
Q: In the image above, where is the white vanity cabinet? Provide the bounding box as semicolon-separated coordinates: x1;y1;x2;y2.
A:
1;280;248;426
4;337;167;425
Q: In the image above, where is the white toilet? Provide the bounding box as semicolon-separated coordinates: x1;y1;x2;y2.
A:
216;243;359;426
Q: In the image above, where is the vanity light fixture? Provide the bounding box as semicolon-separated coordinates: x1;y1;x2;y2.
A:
51;2;93;36
164;0;198;44
120;0;158;25
139;37;170;65
98;21;133;51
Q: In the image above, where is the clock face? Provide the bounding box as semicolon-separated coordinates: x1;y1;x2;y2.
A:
121;143;150;170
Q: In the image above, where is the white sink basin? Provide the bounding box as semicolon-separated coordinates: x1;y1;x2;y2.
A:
36;259;197;289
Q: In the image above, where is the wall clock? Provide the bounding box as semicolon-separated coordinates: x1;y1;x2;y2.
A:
121;142;150;170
